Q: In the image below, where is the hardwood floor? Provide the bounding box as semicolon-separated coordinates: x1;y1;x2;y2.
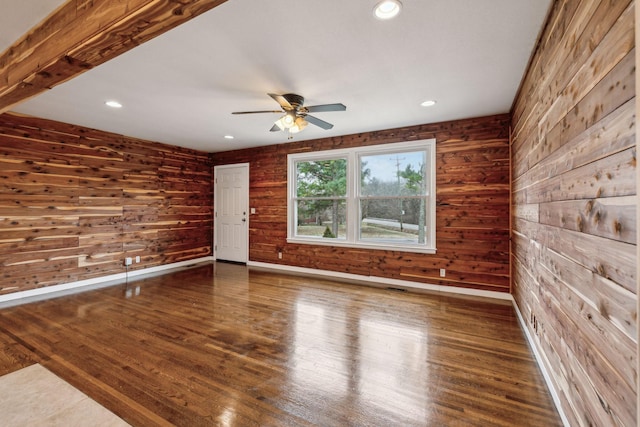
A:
0;262;561;426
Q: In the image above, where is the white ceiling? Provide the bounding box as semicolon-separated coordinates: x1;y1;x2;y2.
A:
2;0;551;153
0;0;67;50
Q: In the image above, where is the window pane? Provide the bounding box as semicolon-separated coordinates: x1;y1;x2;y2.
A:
360;198;427;243
296;199;346;239
360;151;427;197
296;159;347;198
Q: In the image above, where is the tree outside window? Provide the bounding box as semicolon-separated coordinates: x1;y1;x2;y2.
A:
295;158;347;239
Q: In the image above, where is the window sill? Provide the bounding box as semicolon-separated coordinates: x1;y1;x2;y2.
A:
286;237;437;254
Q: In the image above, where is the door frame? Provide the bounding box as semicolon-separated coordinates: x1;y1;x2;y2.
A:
213;162;250;263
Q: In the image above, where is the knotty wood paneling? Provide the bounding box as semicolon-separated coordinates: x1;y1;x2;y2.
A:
511;0;637;425
213;114;511;293
0;113;212;293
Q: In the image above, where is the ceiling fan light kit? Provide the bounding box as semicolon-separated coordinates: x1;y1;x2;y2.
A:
289;116;308;134
274;111;296;131
232;93;346;139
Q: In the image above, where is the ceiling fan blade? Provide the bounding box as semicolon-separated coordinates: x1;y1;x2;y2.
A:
232;110;282;115
268;93;293;110
305;115;334;130
269;124;282;132
304;103;346;113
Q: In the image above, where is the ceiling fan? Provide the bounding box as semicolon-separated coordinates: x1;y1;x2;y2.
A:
232;93;346;137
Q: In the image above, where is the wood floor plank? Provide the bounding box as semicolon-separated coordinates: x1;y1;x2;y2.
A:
0;262;561;426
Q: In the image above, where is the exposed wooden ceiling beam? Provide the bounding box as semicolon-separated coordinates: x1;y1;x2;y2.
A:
0;0;228;114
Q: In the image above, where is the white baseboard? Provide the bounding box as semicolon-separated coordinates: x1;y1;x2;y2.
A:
512;300;570;427
247;261;513;301
0;256;214;307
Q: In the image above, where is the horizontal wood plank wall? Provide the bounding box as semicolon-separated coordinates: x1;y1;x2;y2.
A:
212;114;511;293
511;0;637;425
0;113;212;294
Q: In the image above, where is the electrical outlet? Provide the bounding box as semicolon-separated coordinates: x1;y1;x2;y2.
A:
250;207;256;214
135;256;141;263
439;268;446;277
124;257;132;266
278;252;282;259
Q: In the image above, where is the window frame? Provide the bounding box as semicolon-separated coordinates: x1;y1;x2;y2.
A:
287;139;436;254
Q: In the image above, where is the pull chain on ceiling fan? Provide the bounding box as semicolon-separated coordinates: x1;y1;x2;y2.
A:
232;93;346;138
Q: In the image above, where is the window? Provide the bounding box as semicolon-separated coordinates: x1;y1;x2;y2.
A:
288;139;436;253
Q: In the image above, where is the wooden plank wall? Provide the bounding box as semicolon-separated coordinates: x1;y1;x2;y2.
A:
0;113;212;294
511;0;637;425
213;114;511;293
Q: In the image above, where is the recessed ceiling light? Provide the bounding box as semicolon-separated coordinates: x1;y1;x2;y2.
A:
224;135;234;139
421;100;437;107
105;100;122;108
373;0;402;20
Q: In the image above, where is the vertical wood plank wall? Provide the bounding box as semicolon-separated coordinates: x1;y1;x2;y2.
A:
511;0;637;425
213;114;512;293
0;113;212;294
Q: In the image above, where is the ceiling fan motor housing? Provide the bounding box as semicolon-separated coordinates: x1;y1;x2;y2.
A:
283;93;304;110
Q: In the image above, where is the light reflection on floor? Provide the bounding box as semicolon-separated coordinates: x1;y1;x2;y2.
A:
292;294;431;423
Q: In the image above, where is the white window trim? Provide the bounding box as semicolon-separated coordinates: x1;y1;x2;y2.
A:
287;139;436;254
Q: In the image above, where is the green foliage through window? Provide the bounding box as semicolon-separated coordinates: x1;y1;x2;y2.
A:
295;159;347;238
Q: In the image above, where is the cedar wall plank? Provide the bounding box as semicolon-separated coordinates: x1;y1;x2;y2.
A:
0;113;212;294
212;114;511;293
511;0;637;426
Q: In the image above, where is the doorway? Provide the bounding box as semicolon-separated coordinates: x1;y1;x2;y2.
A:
214;163;249;263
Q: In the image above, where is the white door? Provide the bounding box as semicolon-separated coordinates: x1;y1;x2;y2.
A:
214;163;249;263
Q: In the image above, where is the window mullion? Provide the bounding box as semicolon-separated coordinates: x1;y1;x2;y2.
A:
347;151;357;243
